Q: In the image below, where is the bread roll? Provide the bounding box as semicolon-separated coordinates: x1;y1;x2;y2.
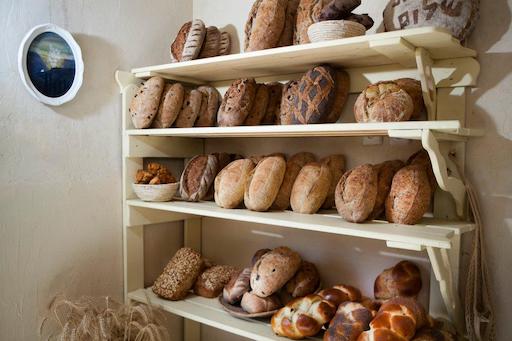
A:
241;292;282;313
369;160;404;220
180;154;218;202
218;78;257;126
223;268;252;304
244;84;270;126
290;162;332;214
246;0;287;52
395;78;424;118
251;246;302;297
214;159;255;208
244;156;286;212
374;260;422;300
385;165;431;225
335;164;378;223
321;154;346;209
285;261;320;297
317;284;362;307
130;77;165;129
194;265;239;298
152;83;184;128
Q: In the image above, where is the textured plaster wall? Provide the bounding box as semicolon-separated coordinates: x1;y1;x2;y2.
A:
0;0;191;340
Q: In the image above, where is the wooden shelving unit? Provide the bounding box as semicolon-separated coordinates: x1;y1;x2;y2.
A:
117;27;480;340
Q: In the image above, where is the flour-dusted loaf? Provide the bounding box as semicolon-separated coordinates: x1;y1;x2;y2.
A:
319;0;361;21
354;81;414;123
175;89;203;128
219;31;232;55
385;165;432;225
246;0;288;52
285;261;320;298
369;160;404;220
395;78;424;118
335;164;378;223
263;82;284;124
244;84;270;126
244;155;286;212
323;301;374;341
292;65;337;124
291;162;332;214
325;69;350;123
214;159;255;208
273;152;316;210
278;0;300;47
130;76;165;129
171;20;206;62
223;268;252;304
295;0;326;44
251;246;302;297
241;292;282;313
195;85;220;127
198;26;221;59
218;78;257;127
279;80;300;125
374;260;422;300
180;154;219;202
321;154;346;209
152;83;184;128
153;247;203;300
194;265;239;298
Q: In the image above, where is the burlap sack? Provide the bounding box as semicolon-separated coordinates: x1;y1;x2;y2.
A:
383;0;479;41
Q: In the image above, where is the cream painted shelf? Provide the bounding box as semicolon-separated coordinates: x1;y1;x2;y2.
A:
127;199;474;250
128;288;322;341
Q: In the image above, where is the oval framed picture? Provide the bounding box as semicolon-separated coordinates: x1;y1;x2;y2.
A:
18;23;84;106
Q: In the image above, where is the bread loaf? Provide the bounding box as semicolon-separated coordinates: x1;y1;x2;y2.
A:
241;292;282;313
180;154;218;202
321;154;346;209
335;164;378;223
153;247;203;300
218;78;257;127
374;261;422;300
214;159;255;208
279;80;300;125
194;265;239;298
407;150;436;191
246;0;288;52
244;84;270;126
175;89;203;128
130;77;165;129
385;165;431;225
171;20;206;62
319;0;361;21
278;0;300;47
251;246;302;297
325;69;350;123
263;82;284;124
317;284;362;307
273;152;316;210
223;268;252;304
244;156;286;212
295;0;325;44
285;261;320;298
152;83;184;128
395;78;424;119
354;81;414;123
252;248;272;266
219;31;232;55
369;160;404;220
198;26;221;59
323;301;374;341
195;86;220;127
291;162;332;214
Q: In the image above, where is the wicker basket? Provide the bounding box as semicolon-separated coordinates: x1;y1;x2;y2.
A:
308;20;366;43
132;183;179;202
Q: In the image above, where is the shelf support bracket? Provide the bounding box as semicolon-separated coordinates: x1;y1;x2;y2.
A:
421;130;466;217
416;48;437;120
369;37;417;68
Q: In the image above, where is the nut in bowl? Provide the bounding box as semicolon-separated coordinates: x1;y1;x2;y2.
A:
132;182;178;202
307;20;366;43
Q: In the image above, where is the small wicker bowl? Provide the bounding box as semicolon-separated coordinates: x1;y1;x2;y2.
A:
308;20;366;43
132;183;179;202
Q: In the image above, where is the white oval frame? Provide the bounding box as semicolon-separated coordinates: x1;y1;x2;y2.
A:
18;23;84;106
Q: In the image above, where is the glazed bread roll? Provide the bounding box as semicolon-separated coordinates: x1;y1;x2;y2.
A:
285;261;320;298
374;260;422;300
251;246;302;297
241;292;282;313
369;160;404;220
194;265;239;298
180;154;219;202
323;301;374;341
218;78;257;127
321;154;346;209
290;162;332;214
244;155;286;212
152;247;203;300
214;159;255;208
273;152;316;210
335;164;378;223
223;268;252;304
130;76;165;129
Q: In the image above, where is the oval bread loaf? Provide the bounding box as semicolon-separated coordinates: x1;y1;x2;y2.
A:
295;0;325;44
369;160;404;220
180;154;219;202
325;69;350;123
152;83;184;128
246;0;288;52
171;20;206;62
198;26;221;59
277;0;300;47
194;265;239;298
195;86;220;127
244;155;286;212
395;78;424;118
263;82;284;124
244;84;270;126
252;248;272;266
219;31;232;55
175;89;203;127
130;76;165;129
218;78;257;127
407;149;436;191
214;159;255;208
290;162;332;214
285;261;320;298
321;154;346;209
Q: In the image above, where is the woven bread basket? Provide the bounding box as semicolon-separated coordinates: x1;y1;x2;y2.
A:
308;20;366;43
132;183;178;202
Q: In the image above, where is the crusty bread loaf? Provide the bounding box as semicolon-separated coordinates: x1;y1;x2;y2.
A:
285;261;320;298
325;69;350;123
395;78;424;119
252;248;272;266
175;89;203;128
263;82;284;124
244;84;270;125
244;155;287;212
321;154;346;209
323;301;374;341
130;77;165;129
219;31;232;55
246;0;288;52
369;160;404;220
171;20;206;62
335;164;378;223
273;152;316;210
278;0;300;47
251;246;302;297
152;83;184;128
218;78;257;127
345;13;374;29
374;260;422;300
214;159;255;208
153;247;203;300
241;292;282;313
198;26;221;59
195;86;220;127
180;154;219;202
194;265;239;298
385;165;431;225
223;268;252;304
295;0;326;44
290;162;332;214
407;150;436;191
279;80;300;125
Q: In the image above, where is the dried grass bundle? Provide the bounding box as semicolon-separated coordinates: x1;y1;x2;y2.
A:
40;295;169;341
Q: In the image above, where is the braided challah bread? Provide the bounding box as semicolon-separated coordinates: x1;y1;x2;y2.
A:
318;284;362;307
324;301;374;341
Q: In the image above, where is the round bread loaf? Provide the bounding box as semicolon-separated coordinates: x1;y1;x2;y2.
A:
374;260;422;300
175;89;203;127
223;268;252;304
194;265;239;298
291;162;332;214
246;0;288;52
152;83;184;128
244;84;270;126
180;154;219;202
272;152;316;210
251;246;302;297
195;86;220;127
214;159;255;208
241;292;282;313
324;301;374;341
354;81;414;123
198;26;221;59
129;76;165;129
321;154;346;209
279;80;300;125
386;165;431;225
369;160;404;220
218;78;257;127
325;69;350;123
244;155;286;212
395;78;424;119
171;20;206;62
285;261;320;298
263;82;284;124
335;164;378;223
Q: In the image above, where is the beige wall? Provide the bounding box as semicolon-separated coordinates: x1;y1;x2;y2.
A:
0;0;191;339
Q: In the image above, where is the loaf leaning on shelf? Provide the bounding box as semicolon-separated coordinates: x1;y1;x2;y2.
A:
214;159;255;209
194;265;239;298
218;78;257;127
129;76;165;129
374;260;422;300
290;162;332;214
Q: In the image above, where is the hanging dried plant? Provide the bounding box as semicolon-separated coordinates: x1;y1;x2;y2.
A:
40;294;169;341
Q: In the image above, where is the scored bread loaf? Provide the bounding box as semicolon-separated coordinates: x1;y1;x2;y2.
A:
218;78;257;127
241;292;282;313
290;162;332;214
285;261;320;298
198;26;221;59
369;160;404;220
323;301;374;341
219;31;232;55
321;154;346;209
152;83;184;128
251;246;302;297
153;248;203;300
130;77;165;129
214;159;255;208
171;20;206;62
244;84;270;125
195;86;220;127
194;265;239;298
295;0;326;45
335;164;378;223
244;155;287;212
223;268;252;304
374;260;422;300
175;89;203;128
246;0;288;52
180;154;219;202
279;80;300;125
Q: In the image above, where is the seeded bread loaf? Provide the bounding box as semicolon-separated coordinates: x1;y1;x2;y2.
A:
152;83;184;128
218;78;257;126
180;154;219;202
130;77;165;129
290;162;332;214
194;265;239;298
175;89;203;127
214;159;256;208
321;154;346;209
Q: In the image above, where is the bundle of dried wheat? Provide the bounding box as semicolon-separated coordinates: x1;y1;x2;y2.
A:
40;295;169;341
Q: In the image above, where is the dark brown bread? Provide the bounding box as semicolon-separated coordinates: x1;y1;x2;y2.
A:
223;268;252;304
325;69;350;123
244;84;270;125
130;77;165;129
368;160;405;220
219;31;232;55
198;26;221;59
278;0;300;47
319;0;361;21
180;154;218;202
321;154;346;209
246;0;288;52
194;265;239;298
290;162;332;214
170;22;191;61
241;292;282;313
171;20;206;62
323;301;374;341
195;86;220;127
295;0;325;44
374;260;422;300
152;83;185;128
279;80;300;125
245;0;263;51
285;261;320;297
218;78;257;126
345;13;374;30
263;82;284;124
175;89;203;128
395;78;424;119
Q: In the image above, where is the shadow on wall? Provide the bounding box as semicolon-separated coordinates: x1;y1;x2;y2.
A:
50;33;120;120
219;24;241;54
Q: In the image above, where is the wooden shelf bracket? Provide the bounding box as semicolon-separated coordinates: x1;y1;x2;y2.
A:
416;47;437;120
